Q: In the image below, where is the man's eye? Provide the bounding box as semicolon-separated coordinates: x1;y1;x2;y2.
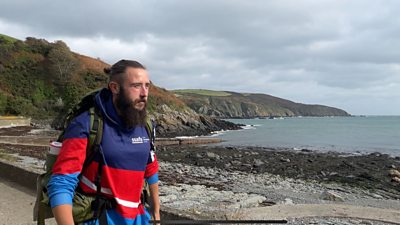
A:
131;83;150;89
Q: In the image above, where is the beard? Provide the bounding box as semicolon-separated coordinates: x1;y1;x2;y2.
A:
115;88;147;129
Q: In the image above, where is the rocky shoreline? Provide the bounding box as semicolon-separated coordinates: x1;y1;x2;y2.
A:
156;146;400;224
0;126;400;224
157;145;400;198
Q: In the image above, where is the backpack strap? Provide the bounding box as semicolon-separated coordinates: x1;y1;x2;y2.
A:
84;106;111;225
77;106;103;179
141;118;156;209
88;107;99;151
145;117;156;152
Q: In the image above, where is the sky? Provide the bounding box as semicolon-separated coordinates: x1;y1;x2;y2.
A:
1;0;399;115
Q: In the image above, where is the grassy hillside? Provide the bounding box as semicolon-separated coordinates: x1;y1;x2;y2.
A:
174;89;231;97
0;34;18;44
173;89;350;118
0;34;186;119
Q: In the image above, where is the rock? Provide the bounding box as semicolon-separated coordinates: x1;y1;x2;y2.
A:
320;190;344;202
239;195;267;208
206;152;220;160
233;154;242;158
389;169;400;178
391;176;400;184
282;198;294;205
231;160;241;166
359;221;373;225
160;194;178;203
224;163;231;169
280;157;291;163
253;159;264;167
371;193;383;199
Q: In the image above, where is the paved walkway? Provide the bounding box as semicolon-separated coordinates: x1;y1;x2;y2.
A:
0;177;56;225
240;204;400;224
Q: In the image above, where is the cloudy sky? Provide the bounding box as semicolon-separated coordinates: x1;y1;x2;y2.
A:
1;0;399;115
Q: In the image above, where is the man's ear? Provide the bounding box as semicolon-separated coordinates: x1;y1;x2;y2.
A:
109;82;120;94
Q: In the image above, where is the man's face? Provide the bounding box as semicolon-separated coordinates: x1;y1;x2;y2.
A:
120;67;150;110
114;67;150;127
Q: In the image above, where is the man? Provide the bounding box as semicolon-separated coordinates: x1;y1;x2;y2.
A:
47;60;160;225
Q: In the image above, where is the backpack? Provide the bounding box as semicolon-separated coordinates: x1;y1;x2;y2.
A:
33;88;156;225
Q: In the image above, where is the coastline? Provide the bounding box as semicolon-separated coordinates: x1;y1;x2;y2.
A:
157;145;400;224
0;126;399;224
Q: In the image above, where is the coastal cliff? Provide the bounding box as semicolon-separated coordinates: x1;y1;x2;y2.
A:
174;90;350;118
151;104;241;138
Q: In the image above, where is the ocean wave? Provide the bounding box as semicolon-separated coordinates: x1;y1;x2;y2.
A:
241;124;259;129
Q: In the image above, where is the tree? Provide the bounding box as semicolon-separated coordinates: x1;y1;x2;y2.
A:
48;41;80;82
25;37;51;55
0;92;7;114
6;96;33;116
62;84;83;110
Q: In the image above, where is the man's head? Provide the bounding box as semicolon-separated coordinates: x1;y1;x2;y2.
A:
104;60;150;128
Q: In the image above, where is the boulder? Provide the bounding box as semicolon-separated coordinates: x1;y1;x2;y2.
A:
388;169;400;178
320;190;344;202
153;104;241;137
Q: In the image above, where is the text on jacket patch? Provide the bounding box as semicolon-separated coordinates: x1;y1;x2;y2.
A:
131;137;150;144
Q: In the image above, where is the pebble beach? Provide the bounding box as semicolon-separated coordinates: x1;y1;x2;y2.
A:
156;145;400;224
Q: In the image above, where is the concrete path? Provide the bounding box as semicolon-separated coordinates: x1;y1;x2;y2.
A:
0;176;56;225
239;204;400;224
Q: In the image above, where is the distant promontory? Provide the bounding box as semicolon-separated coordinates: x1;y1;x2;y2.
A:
173;89;350;118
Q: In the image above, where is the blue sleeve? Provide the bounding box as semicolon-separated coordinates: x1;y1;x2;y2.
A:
47;173;80;207
146;173;159;185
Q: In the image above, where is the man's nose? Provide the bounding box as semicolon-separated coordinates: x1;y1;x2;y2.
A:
140;85;148;97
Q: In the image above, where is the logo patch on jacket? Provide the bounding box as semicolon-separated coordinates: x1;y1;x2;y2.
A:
131;137;150;144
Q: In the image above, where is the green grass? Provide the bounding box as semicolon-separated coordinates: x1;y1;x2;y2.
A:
173;89;231;97
0;34;19;44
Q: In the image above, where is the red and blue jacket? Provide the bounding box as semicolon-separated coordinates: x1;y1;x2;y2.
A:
47;88;159;225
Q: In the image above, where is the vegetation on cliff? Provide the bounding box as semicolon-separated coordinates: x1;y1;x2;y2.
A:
0;34;190;118
174;89;350;118
0;34;240;136
0;34;108;118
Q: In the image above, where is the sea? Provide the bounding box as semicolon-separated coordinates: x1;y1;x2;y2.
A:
211;116;400;157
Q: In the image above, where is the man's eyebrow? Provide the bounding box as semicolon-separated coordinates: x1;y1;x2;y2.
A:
130;82;151;87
